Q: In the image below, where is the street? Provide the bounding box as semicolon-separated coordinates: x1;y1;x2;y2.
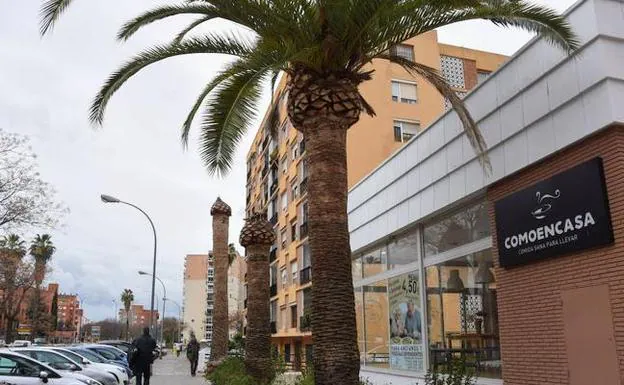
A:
150;352;206;385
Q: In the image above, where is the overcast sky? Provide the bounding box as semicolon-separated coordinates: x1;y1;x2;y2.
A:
0;0;576;322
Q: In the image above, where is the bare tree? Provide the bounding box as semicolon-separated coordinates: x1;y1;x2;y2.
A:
0;129;67;231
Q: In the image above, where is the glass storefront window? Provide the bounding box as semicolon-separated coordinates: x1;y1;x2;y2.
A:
388;271;424;371
425;249;501;379
355;287;365;363
362;246;388;278
423;202;490;257
388;230;419;269
363;280;389;368
352;257;363;280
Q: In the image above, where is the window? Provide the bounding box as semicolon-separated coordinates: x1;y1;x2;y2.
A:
391;81;418;104
362;245;387;278
281;228;288;249
284;344;291;363
388;229;419;269
281;156;288;174
391;44;414;61
291;181;299;201
300;202;309;223
302;244;311;268
291;143;298;161
477;70;491;84
291;261;298;282
270;300;278;323
352;257;363;280
291;305;298;328
363;280;390;367
425;249;500;378
393;120;420;142
281;192;288;212
270;264;278;286
281;267;288;288
423;201;490;257
291;222;297;242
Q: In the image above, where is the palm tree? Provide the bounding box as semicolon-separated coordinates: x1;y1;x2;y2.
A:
30;234;56;288
40;1;578;383
121;289;134;341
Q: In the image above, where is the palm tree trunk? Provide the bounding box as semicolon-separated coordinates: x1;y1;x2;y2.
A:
211;211;230;361
244;243;272;383
126;317;130;341
306;124;359;385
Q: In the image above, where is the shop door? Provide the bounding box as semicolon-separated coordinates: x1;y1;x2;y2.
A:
294;341;302;371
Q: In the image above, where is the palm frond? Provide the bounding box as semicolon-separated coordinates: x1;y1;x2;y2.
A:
377;54;491;172
173;15;213;44
39;0;74;36
89;34;255;125
198;70;268;175
117;3;219;41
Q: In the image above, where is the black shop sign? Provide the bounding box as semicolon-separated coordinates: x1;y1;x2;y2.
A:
495;157;614;268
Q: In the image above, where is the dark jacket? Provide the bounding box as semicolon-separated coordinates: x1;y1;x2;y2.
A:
131;334;157;370
186;338;200;362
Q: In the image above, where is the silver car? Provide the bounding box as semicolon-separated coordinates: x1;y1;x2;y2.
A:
12;348;116;385
0;350;84;385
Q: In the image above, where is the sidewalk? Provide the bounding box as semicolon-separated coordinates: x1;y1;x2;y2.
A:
150;352;206;385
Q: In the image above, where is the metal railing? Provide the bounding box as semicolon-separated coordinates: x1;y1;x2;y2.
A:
300;266;311;285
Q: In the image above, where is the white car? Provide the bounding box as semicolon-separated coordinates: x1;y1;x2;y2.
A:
13;348;116;385
0;350;84;384
49;349;128;385
8;341;32;348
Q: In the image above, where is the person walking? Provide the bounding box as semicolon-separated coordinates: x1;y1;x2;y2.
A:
186;333;200;376
131;327;157;385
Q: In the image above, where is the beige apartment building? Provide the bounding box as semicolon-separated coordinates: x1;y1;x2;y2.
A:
244;30;507;369
227;250;247;337
182;254;214;343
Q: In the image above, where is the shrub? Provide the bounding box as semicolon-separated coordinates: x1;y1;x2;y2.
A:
424;357;475;385
207;357;255;385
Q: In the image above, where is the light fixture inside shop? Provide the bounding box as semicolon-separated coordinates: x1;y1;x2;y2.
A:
446;269;465;291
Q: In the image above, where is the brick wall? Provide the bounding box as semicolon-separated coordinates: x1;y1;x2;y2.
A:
487;125;624;384
463;58;478;90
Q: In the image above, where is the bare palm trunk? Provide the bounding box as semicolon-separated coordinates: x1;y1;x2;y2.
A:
126;317;130;341
211;198;231;361
244;243;272;383
305;125;359;385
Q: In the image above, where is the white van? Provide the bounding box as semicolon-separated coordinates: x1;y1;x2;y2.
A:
9;340;32;348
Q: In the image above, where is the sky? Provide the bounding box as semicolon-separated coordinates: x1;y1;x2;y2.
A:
0;0;576;322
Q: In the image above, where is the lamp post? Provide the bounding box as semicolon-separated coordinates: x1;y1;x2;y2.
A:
164;298;182;343
139;271;166;346
101;194;158;334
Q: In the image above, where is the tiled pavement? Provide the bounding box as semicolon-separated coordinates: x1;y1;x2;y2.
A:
149;353;206;385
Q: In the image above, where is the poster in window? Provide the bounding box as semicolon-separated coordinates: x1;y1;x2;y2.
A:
388;272;423;371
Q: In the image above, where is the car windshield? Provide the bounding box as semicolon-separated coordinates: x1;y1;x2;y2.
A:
91;348;116;360
0;353;45;377
53;350;84;365
70;349;105;363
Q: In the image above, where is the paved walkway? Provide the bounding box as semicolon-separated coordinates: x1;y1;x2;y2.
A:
150;353;206;385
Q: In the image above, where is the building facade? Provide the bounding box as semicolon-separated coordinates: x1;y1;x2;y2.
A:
227;250;246;337
182;253;213;343
244;31;507;367
347;0;624;384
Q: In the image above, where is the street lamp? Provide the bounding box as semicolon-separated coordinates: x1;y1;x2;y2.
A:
164;298;182;343
101;194;158;334
139;271;166;346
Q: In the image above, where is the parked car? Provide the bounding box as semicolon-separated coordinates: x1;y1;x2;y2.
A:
0;340;6;347
0;350;85;384
12;348;117;385
97;342;131;355
51;348;128;385
8;340;32;348
80;345;129;376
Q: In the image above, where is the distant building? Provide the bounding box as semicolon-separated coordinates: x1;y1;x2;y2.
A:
118;304;159;328
227;249;246;337
182;254;212;343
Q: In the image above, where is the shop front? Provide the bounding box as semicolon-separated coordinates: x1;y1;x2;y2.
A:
348;0;624;383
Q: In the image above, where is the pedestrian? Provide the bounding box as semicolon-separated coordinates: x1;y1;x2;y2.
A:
175;342;181;358
131;327;157;385
186;332;200;376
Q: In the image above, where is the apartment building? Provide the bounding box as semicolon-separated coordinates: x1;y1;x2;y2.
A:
228;250;246;337
244;30;507;368
182;253;214;343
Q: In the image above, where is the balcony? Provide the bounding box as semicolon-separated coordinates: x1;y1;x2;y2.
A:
299;177;308;196
270;284;278;297
270;321;277;334
300;266;311;285
300;222;309;239
269;248;277;263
